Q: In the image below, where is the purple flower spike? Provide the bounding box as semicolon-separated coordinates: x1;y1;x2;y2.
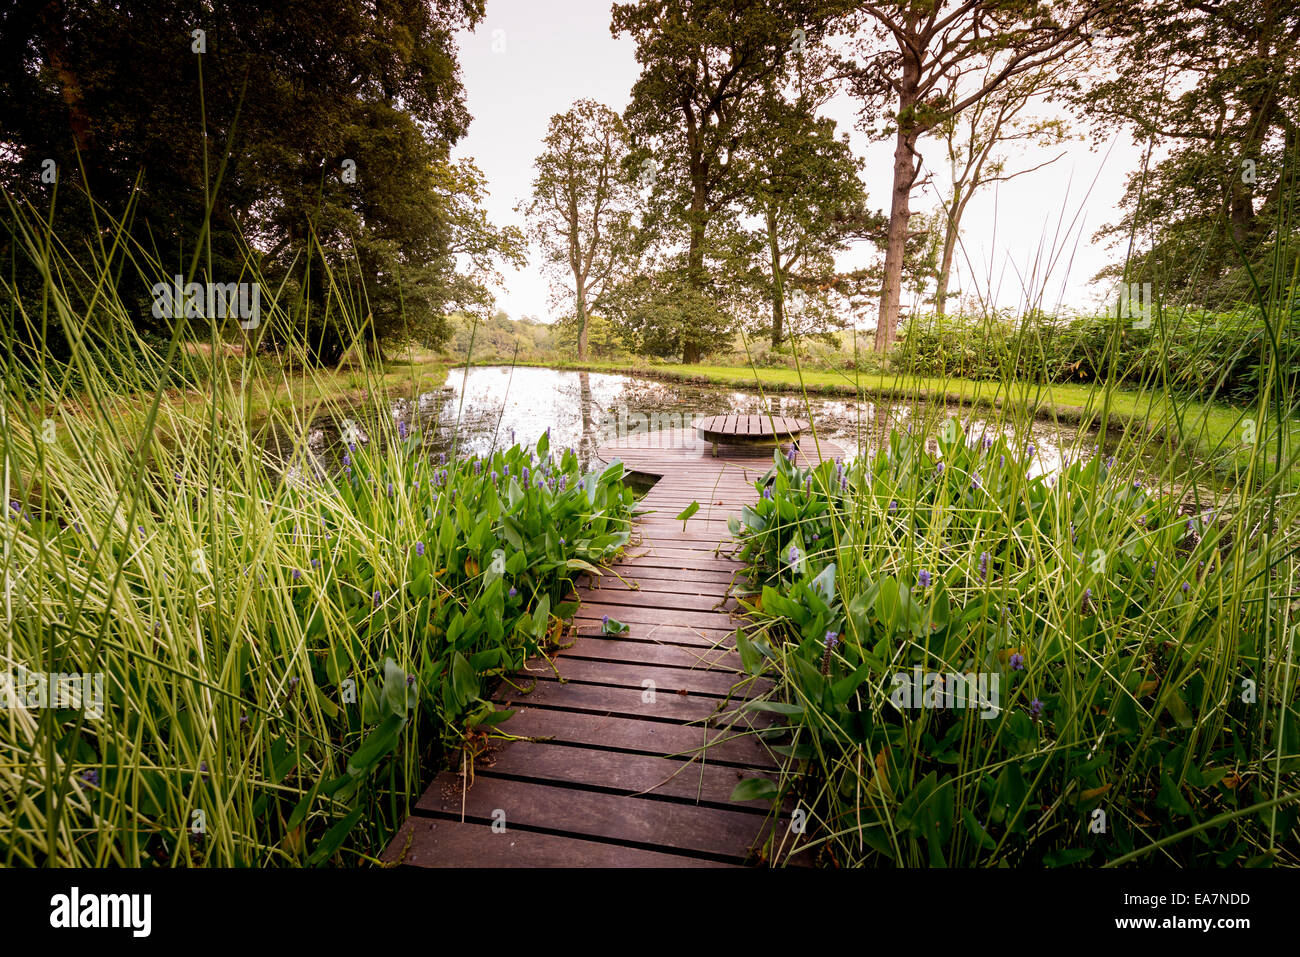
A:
789;545;799;564
917;569;931;588
977;551;989;580
292;569;302;581
373;591;381;608
509;586;517;597
1030;698;1044;719
398;420;408;440
1009;652;1025;671
415;541;425;556
823;631;839;650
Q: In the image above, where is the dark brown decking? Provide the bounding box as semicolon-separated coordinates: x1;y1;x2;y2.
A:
382;426;844;867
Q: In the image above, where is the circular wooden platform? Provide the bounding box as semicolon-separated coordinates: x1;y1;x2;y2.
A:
696;414;808;440
696;414;809;457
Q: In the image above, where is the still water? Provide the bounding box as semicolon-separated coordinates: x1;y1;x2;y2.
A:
265;365;1085;479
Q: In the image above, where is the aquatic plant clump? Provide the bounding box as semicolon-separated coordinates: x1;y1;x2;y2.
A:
729;423;1300;867
1;373;634;865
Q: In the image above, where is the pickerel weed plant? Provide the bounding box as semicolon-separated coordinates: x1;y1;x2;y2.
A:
0;196;635;866
730;425;1300;866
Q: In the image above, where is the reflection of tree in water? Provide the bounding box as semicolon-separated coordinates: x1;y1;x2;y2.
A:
253;367;1083;479
579;371;596;466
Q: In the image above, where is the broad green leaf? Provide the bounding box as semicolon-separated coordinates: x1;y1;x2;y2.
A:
730;777;779;802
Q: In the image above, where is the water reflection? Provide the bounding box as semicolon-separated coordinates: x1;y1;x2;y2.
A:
430;367;1078;475
259;365;1085;479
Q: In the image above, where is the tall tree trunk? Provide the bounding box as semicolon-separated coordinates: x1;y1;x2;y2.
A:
935;189;962;318
39;1;95;156
875;66;920;354
766;206;785;348
579;370;594;463
574;278;589;361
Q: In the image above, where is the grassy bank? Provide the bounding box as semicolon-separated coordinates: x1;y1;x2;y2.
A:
474;357;1294;480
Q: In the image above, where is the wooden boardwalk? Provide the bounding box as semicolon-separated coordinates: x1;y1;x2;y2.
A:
382;425;845;867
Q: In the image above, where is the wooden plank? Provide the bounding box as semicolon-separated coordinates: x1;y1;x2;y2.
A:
567;622;737;648
572;587;738;614
471;740;774;809
573;602;736;630
538;657;763;697
415;775;767;861
556;635;743;671
615;553;738;572
384;817;735;868
492;676;753;723
581;575;737;596
492;707;781;768
599;563;736;584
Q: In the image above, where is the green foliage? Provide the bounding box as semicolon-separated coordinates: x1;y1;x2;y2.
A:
442;311;554;361
894;310;1300;406
1082;0;1300;303
521;99;638;360
605;268;737;359
0;216;635;867
732;424;1300;866
0;1;508;362
1;384;634;866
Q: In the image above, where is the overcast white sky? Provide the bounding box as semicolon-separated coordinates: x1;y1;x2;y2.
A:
451;0;1145;328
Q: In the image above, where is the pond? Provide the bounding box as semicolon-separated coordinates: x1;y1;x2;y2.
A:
262;365;1088;480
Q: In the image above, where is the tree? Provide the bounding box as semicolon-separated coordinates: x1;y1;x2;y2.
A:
0;0;492;362
1080;1;1300;303
741;87;876;347
604;266;736;359
923;64;1078;316
838;0;1108;352
521;100;637;360
612;0;842;361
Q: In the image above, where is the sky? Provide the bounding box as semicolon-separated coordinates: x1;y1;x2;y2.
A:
451;0;1147;328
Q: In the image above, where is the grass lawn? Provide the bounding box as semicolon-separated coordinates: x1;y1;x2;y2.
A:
498;356;1297;480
